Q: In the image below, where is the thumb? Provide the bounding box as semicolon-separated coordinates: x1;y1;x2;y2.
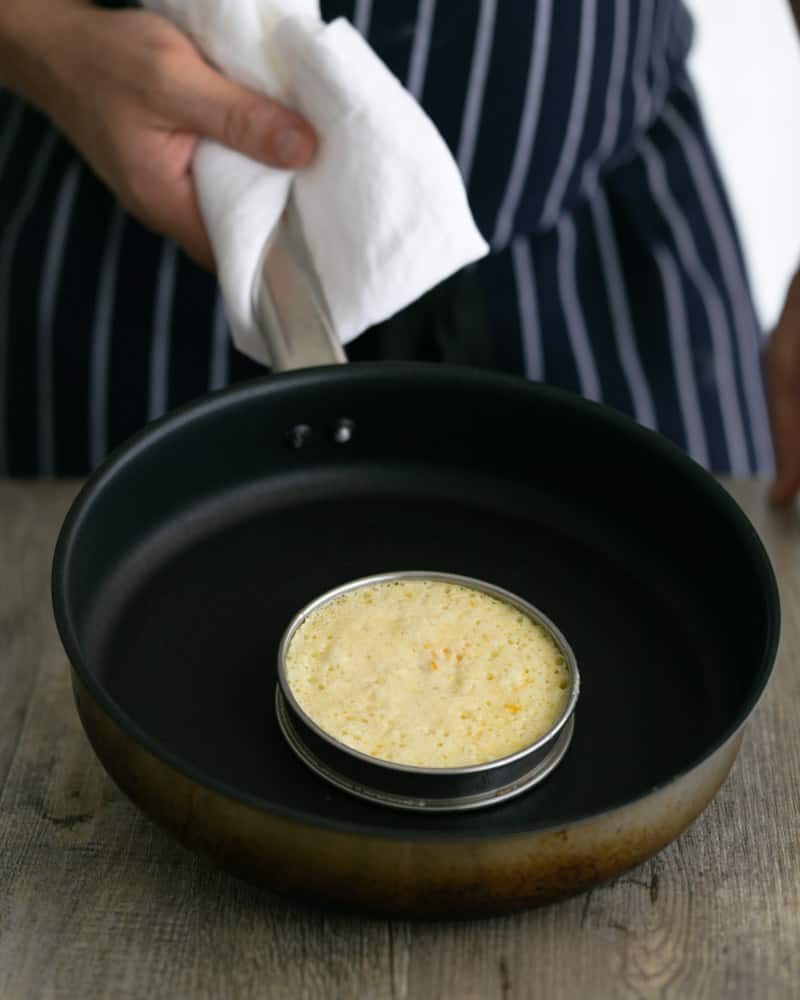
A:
171;54;317;169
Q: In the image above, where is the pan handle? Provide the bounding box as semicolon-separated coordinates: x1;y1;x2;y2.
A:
252;198;347;373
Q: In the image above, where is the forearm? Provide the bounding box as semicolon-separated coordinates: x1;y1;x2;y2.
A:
0;0;89;110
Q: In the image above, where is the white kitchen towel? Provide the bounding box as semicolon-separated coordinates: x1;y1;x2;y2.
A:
142;0;489;366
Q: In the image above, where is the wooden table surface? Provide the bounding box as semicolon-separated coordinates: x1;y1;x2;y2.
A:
0;479;798;1000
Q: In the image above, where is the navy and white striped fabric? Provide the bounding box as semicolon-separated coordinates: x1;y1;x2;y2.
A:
0;0;772;475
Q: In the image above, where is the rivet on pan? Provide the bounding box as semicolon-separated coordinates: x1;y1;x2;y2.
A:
286;424;313;449
331;418;355;444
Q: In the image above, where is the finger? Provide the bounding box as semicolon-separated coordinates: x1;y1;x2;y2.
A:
167;54;317;169
766;273;800;504
138;169;216;272
767;378;800;504
171;208;215;272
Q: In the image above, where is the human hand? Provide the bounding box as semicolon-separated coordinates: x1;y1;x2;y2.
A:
16;4;317;269
763;267;800;504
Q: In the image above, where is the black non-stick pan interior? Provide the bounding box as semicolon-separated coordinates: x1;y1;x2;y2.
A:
54;364;779;838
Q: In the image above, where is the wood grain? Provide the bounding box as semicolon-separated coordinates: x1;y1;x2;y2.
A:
0;482;81;789
0;479;797;999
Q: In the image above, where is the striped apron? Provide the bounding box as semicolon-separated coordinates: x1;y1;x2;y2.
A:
0;0;773;476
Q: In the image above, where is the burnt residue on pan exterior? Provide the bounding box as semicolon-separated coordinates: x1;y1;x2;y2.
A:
73;674;741;917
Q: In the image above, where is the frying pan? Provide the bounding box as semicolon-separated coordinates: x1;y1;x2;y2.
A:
52;258;779;918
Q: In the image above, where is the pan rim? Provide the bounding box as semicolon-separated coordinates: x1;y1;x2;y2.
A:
51;362;781;841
